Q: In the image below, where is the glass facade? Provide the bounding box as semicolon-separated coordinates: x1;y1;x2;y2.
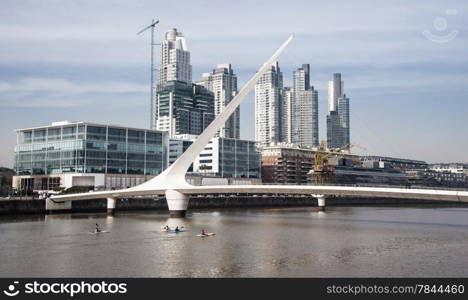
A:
155;80;214;136
14;122;168;176
217;138;261;178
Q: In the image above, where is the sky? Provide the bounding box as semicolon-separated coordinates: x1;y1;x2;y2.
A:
1;0;467;168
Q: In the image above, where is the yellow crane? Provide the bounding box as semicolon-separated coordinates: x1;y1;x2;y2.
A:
310;141;365;185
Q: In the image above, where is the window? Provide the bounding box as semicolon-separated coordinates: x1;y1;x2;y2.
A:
108;127;126;142
128;130;145;143
47;128;61;141
86;126;107;141
62;126;76;140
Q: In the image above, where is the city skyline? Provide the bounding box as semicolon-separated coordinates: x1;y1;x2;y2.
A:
1;0;468;167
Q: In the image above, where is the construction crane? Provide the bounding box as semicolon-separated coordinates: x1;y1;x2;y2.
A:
310;141;364;185
137;19;160;129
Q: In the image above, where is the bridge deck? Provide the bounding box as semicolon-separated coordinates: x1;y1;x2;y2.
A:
51;185;468;202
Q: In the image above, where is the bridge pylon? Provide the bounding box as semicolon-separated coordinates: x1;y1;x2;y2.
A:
312;194;326;211
107;197;116;215
166;190;190;218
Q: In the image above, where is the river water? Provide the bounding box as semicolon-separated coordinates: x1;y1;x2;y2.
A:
0;206;467;277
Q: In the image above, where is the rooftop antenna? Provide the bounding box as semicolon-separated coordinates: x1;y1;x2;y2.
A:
137;19;160;129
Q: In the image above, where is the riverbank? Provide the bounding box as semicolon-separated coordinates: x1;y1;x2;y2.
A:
0;195;466;215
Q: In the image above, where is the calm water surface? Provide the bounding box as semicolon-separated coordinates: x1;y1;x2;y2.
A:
1;206;467;277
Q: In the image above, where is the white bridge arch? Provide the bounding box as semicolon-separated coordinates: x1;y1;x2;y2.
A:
51;35;468;216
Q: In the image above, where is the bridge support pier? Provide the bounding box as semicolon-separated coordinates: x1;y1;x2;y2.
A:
107;197;116;215
165;190;189;218
313;194;326;211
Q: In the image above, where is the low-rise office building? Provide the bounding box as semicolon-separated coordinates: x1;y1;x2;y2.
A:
360;156;427;170
13;121;168;191
169;135;261;180
168;135;262;182
429;163;468;175
406;169;467;188
169;134;196;166
333;165;407;186
192;137;261;179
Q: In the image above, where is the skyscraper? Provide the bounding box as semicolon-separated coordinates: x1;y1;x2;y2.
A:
294;88;319;147
153;28;193;130
155;81;214;137
154;29;214;137
196;64;239;138
255;61;283;147
337;94;350;146
289;64;319;147
159;28;192;85
326;111;341;149
281;87;294;143
327;73;350;149
327;73;343;112
293;64;310;91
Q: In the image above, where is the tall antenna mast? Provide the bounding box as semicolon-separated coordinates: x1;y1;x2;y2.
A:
137;19;160;129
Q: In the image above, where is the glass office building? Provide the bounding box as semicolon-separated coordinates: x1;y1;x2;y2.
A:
14;121;168;177
155;80;214;137
193;137;261;178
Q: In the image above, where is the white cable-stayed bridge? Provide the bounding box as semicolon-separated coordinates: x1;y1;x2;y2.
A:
51;35;468;217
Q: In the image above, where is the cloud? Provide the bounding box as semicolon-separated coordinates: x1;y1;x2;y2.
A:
0;0;467;166
0;77;147;108
2;0;467;69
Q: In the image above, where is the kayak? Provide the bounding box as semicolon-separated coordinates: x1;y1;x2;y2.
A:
161;226;185;232
196;233;215;237
164;229;185;233
89;230;109;234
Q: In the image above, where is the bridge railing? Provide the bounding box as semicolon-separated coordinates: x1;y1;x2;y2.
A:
90;182;468;195
256;182;468;191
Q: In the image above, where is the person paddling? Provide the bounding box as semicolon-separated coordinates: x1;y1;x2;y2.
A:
95;223;101;233
175;226;180;233
201;229;206;236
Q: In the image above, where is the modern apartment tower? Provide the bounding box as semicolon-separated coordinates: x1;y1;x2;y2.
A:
254;61;283;147
291;64;319;148
293;64;310;91
154;29;215;137
328;73;343;111
155;81;214;137
196;64;240;139
281;87;294;143
153;28;193;129
326;73;350;149
159;28;192;85
337;94;350;147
